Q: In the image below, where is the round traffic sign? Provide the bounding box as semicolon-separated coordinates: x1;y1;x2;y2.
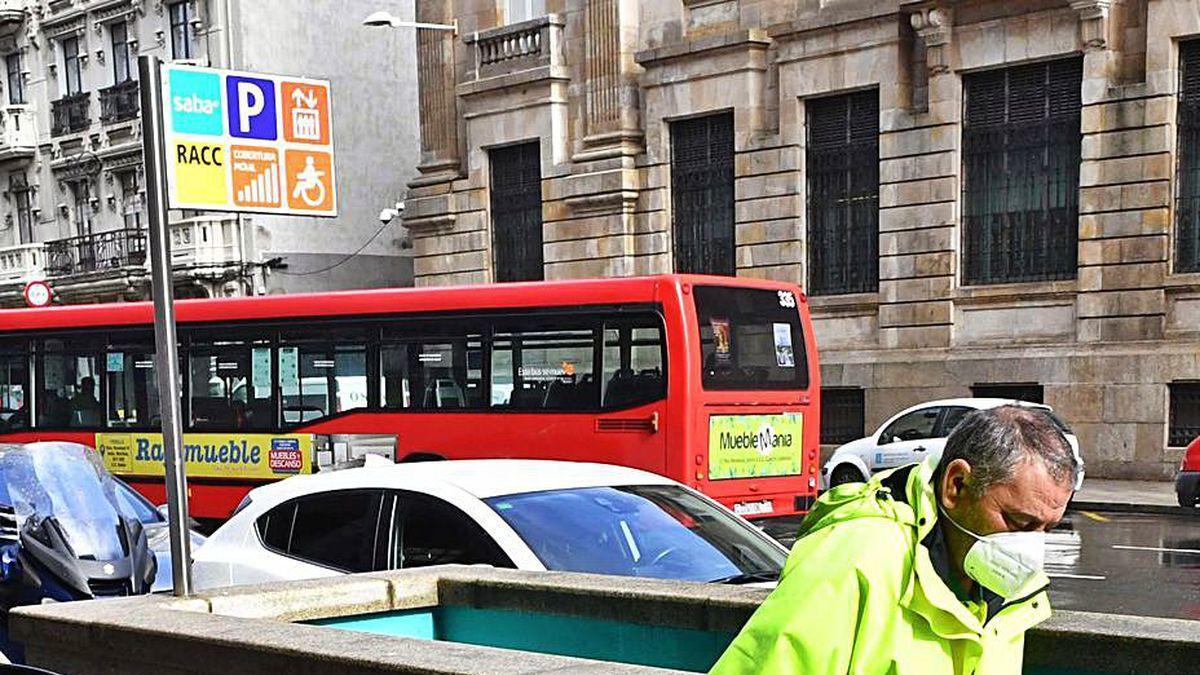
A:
23;280;52;308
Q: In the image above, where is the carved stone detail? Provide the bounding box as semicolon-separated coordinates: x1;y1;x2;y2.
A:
909;7;953;76
1071;0;1113;51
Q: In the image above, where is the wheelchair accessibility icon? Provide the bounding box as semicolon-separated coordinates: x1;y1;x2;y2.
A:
291;156;326;207
285;150;333;212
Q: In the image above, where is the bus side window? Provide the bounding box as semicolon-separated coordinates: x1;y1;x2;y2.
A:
38;340;100;428
105;345;160;429
188;337;274;431
491;324;598;411
380;323;485;411
602;321;665;410
0;340;29;432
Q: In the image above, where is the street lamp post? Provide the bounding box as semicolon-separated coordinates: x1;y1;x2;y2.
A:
362;10;456;34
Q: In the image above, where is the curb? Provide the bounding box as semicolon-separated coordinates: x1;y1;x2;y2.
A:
1070;500;1198;517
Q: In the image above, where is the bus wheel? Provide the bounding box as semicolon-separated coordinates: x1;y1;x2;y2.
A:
400;453;445;463
829;465;865;488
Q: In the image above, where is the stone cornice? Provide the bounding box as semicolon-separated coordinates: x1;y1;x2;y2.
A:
634;28;770;69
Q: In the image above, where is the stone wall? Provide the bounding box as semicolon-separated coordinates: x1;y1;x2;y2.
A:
405;0;1200;479
12;566;1200;674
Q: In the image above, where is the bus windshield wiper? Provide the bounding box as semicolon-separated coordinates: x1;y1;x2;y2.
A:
712;570;780;584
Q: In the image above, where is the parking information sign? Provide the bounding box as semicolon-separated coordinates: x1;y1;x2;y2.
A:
161;64;336;217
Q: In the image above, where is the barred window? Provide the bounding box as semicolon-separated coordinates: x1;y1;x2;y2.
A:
963;58;1082;285
1170;383;1200;447
490;142;544;282
671;112;735;276
807;91;879;295
821;388;865;444
1176;41;1200;273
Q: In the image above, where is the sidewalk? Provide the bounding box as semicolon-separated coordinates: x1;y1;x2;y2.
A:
1073;478;1185;512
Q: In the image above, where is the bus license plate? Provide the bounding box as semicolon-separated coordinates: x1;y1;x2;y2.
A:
733;499;774;517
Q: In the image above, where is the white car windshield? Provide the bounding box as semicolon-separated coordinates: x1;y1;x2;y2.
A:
486;485;785;583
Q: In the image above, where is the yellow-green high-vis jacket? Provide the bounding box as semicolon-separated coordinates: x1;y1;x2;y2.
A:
711;457;1051;675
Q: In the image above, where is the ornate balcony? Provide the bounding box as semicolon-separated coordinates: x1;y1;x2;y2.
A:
0;242;45;285
0;106;35;162
50;92;90;137
170;215;248;272
0;0;28;36
99;79;140;125
45;228;146;277
464;15;565;83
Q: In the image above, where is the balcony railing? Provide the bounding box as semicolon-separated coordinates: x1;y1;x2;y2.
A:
466;15;563;80
45;228;146;277
50;92;90;137
0;242;45;284
0;105;35;161
99;79;139;124
170;215;247;269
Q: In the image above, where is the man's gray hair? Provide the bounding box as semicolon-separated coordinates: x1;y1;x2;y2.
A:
936;405;1082;493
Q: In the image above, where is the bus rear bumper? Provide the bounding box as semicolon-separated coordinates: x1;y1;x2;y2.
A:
717;492;816;520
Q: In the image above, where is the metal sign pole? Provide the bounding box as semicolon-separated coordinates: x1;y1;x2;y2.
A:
138;54;192;597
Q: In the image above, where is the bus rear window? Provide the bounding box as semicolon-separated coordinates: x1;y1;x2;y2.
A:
694;286;808;391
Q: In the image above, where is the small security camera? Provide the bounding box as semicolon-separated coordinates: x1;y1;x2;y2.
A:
379;207;400;224
394;201;405;213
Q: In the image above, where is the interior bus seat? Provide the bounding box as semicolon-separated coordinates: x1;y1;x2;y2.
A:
422;379;465;409
191;397;235;428
508;383;547;409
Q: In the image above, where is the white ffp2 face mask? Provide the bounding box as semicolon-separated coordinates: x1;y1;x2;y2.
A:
940;507;1045;600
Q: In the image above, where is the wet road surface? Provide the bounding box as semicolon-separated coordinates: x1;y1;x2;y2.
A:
760;510;1200;620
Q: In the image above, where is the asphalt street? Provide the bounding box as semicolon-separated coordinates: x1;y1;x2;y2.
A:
760;509;1200;620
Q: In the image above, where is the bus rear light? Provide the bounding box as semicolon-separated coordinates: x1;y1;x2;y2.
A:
695;471;703;481
808;477;816;488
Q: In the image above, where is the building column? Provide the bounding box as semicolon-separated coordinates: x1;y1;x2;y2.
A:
1074;0;1168;343
542;0;644;279
875;5;957;350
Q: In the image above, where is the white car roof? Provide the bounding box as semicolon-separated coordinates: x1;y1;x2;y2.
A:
248;459;678;504
894;397;1052;415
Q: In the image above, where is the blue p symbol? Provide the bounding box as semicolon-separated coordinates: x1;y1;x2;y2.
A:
226;75;277;140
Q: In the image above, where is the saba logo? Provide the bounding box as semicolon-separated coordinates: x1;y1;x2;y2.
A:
169;69;223;136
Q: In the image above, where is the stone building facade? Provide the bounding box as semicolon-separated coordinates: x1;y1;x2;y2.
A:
405;0;1200;479
0;0;419;306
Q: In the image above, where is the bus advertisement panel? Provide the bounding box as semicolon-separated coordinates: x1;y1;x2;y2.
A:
95;432;313;480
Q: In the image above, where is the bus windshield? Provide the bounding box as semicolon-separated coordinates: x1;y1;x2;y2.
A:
695;286;809;391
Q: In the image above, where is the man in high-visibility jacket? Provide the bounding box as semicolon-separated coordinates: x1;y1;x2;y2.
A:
711;405;1083;675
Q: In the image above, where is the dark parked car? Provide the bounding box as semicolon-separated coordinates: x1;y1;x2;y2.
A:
1177;435;1200;507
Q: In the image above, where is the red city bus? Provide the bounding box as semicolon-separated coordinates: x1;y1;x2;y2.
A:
0;275;820;520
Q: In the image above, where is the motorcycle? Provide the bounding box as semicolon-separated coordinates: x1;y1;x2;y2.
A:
0;442;156;662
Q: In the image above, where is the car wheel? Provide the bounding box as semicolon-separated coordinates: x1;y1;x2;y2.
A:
829;465;865;488
1179;491;1197;508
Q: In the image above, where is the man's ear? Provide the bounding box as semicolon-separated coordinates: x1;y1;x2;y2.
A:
939;459;972;510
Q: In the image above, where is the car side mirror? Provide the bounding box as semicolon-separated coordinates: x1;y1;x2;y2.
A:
157;505;201;531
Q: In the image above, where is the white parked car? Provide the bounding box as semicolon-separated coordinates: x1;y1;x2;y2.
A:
822;398;1079;488
192;459;788;590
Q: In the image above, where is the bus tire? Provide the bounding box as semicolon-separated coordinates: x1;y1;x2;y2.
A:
829;465;865;488
400;453;445;463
